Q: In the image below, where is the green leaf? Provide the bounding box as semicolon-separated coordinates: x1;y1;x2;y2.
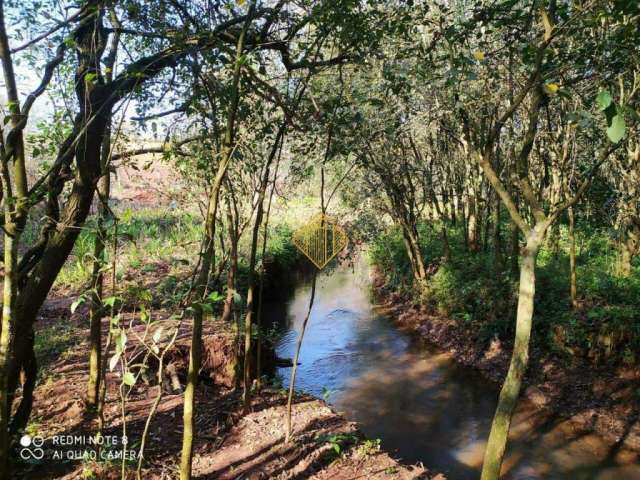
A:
606;112;626;143
596;90;612;111
84;72;97;84
123;372;136;386
103;296;117;307
6;100;18;114
208;291;224;303
110;314;121;327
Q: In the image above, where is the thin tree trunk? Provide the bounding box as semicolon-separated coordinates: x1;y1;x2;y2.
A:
285;273;317;442
242;203;264;411
97;219;118;444
409;227;427;281
87;130;112;407
179;174;221;480
242;124;285;412
568;207;578;308
449;187;457;225
220;202;238;324
398;219;426;282
441;223;451;262
179;5;253;477
400;228;420;280
493;194;502;268
468;192;479;252
87;21;119;408
483;201;491;252
480;224;546;480
256;149;282;390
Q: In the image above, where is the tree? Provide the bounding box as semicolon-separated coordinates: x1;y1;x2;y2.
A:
1;1;358;473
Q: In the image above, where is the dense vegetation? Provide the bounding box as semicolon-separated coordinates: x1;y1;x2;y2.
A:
0;0;638;479
372;222;640;364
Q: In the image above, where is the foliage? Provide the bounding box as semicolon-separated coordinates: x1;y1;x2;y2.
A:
372;222;640;364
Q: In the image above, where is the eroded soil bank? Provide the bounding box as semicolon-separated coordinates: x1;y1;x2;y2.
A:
372;271;640;454
14;293;432;479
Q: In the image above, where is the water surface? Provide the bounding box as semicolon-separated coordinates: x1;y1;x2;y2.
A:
271;263;639;479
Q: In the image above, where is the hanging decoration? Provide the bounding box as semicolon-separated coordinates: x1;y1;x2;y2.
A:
292;214;348;270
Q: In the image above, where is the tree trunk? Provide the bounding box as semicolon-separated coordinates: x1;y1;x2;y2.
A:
467;193;479;251
396;218;426;282
547;224;560;257
408;227;427;281
4;3;121;437
483;201;491;252
87;126;112;408
179;176;221;480
0;2;32;471
285;273;317;442
0;233;18;474
617;229;637;277
242;205;264;411
220;204;238;324
180;7;252;476
256;152;281;390
87;23;119;407
242;124;285;411
510;221;519;276
480;223;546;480
568;207;578;308
400;228;420;280
441;223;451;262
97;220;118;441
493;194;502;268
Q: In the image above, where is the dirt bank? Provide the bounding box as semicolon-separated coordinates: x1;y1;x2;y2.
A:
14;295;434;480
371;272;640;455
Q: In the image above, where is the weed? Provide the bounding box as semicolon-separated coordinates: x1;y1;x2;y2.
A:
316;433;359;455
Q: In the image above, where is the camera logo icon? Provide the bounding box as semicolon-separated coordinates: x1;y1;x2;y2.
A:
19;434;44;460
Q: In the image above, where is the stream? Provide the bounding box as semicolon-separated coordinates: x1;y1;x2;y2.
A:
269;262;640;480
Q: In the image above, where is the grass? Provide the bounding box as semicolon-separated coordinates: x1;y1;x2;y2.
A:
55;207;202;291
370;220;640;365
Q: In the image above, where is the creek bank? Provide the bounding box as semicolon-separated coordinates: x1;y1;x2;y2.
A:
16;292;434;479
371;270;640;453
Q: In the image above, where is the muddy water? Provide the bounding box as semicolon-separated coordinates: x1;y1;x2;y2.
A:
271;264;640;480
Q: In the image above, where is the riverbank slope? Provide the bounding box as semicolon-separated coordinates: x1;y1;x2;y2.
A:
372;270;640;456
15;291;433;479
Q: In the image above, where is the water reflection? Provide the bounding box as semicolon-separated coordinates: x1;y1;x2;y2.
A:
271;265;640;480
